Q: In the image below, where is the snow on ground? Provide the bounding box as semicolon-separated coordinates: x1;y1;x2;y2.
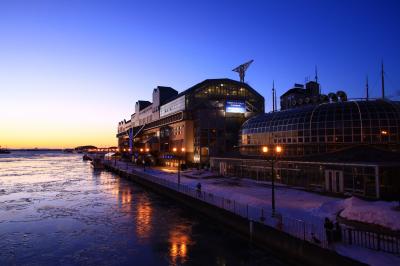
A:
146;167;329;223
142;166;400;231
182;169;218;179
339;197;400;231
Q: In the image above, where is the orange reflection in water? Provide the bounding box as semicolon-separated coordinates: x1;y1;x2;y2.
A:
104;176;132;212
120;189;132;204
169;224;192;265
135;195;153;239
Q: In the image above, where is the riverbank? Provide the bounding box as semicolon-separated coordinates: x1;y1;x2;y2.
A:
1;152;288;265
102;159;367;266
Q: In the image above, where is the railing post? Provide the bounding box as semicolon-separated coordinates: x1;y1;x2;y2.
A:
303;222;306;241
377;233;381;251
246;204;249;219
348;229;352;245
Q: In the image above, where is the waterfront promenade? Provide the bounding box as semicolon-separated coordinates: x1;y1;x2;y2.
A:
102;158;400;266
102;159;349;265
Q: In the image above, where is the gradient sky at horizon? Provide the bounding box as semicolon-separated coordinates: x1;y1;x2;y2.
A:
1;0;400;148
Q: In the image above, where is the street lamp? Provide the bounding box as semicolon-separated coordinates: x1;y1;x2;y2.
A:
140;148;149;171
262;145;283;216
173;147;185;186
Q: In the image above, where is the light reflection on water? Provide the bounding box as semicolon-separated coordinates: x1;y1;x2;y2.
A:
169;224;191;265
135;195;153;240
0;151;288;266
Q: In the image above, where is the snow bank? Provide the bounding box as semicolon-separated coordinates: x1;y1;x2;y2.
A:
311;199;346;220
182;169;218;179
311;197;400;231
340;197;400;231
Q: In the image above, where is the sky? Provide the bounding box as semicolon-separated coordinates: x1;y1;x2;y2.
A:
0;0;399;149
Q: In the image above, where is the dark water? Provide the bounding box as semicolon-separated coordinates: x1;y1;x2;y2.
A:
0;151;288;266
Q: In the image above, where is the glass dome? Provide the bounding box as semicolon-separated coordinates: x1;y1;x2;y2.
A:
240;100;400;157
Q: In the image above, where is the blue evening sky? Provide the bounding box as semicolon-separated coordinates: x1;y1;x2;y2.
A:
1;0;399;148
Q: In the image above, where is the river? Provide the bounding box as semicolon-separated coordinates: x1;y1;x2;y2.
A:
0;151;288;266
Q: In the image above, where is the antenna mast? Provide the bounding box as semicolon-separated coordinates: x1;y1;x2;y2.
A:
232;60;254;83
315;65;318;83
381;61;385;99
272;81;275;112
274;82;277;111
366;75;369;101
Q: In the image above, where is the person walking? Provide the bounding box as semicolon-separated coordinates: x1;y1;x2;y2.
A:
324;217;334;244
334;222;342;241
196;182;202;198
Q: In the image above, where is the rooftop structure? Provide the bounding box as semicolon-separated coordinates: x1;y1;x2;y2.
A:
280;81;348;111
117;78;265;166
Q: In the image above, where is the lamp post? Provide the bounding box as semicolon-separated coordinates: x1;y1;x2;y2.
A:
173;147;185;186
145;148;150;170
262;145;282;216
140;148;149;171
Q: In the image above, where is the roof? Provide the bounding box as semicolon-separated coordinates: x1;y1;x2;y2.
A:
156;86;176;92
280;87;307;98
136;100;152;110
242;99;400;133
156;86;179;105
165;78;264;103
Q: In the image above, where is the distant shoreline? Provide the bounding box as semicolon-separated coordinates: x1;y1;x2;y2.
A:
9;149;63;152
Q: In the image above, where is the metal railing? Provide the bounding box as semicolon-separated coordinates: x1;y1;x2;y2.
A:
342;228;400;254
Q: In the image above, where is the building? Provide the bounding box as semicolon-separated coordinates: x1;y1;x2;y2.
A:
211;82;400;200
117;78;265;167
280;81;348;111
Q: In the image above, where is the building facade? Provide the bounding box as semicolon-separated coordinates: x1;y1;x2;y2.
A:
211;82;400;200
117;78;265;167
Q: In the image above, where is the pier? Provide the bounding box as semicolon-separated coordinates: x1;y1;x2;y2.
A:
95;156;364;266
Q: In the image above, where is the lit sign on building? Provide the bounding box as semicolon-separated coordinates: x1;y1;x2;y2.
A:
226;101;246;113
160;95;186;118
